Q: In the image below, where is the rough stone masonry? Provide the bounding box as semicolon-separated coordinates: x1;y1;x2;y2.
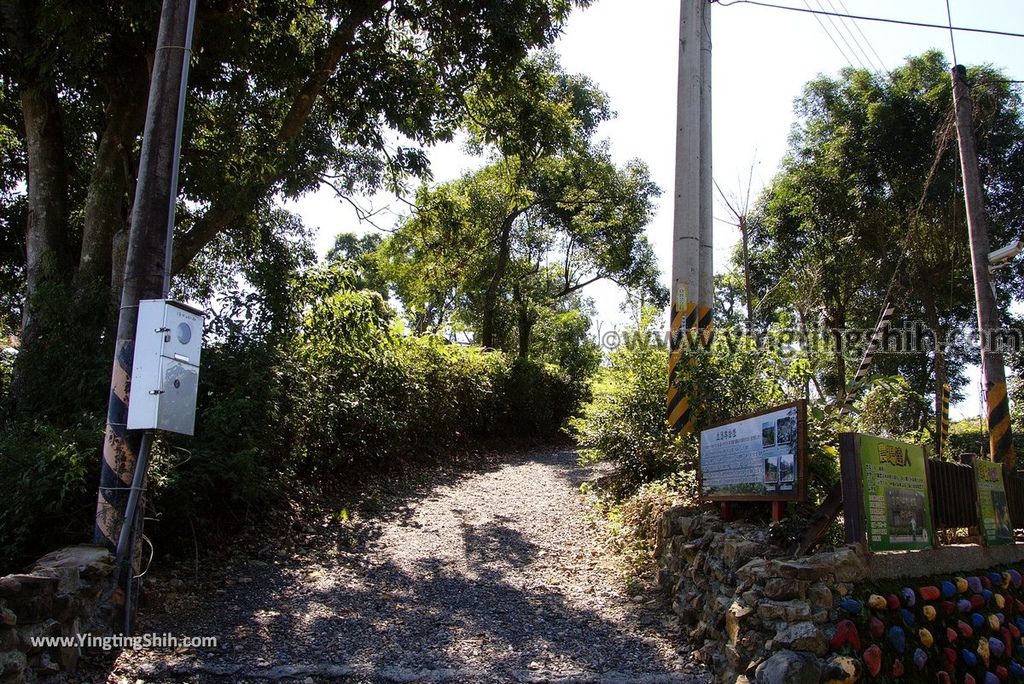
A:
0;545;115;684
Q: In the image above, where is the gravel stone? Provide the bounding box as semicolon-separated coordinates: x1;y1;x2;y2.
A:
106;449;711;683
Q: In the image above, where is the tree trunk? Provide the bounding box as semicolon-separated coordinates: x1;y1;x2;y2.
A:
740;215;754;334
11;81;71;408
922;287;949;451
480;212;518;349
78;93;146;297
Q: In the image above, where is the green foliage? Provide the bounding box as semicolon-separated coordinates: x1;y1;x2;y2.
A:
571;311;691;495
853;374;931;442
0;413;101;571
141;266;585;558
747;51;1024;411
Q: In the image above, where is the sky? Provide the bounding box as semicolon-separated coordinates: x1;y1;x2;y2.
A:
285;0;1024;420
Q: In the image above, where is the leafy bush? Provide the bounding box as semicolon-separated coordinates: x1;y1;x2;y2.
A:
0;264;591;573
0;413;102;571
572;308;793;496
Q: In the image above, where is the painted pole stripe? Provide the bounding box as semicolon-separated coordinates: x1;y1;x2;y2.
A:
986;381;1016;469
839;300;896;417
667;301;699;434
95;339;139;550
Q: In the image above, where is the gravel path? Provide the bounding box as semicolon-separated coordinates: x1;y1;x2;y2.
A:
107;448;710;683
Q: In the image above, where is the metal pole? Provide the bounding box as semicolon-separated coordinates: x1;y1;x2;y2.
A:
668;0;703;434
950;64;1016;470
94;0;197;625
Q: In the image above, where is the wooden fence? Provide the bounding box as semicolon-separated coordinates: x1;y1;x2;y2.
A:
928;456;1024;535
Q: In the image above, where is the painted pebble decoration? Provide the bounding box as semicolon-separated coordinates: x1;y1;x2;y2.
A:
984;672;999;684
1010;661;1024;678
996;593;1006;609
891;657;904;678
961;648;978;667
867;594;886;611
918;627;933;648
958;620;973;639
989;572;1003;586
939;580;956;598
971;612;985;629
977;636;990;666
996;666;1009;682
863;644;882;677
1009;569;1022;587
886;594;900;611
942;647;957;671
913;647;928;670
919;586;941;602
839;598;862;614
956;577;969;593
869;616;885;639
941;600;956;615
902;587;917;606
958;598;972;613
971;594;986;610
988;613;1001;630
965;675;976;684
937;672;951;684
982;588;994;603
900;608;915;627
969;576;983;594
946;627;958;644
922;604;937;621
829;620;861;652
990;635;1006;658
887;625;906;654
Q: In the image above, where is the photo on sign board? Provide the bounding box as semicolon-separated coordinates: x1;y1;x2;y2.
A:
886;488;927;542
992;490;1013;541
761;422;776;448
779;452;795;483
763;456;780;483
776;416;795;446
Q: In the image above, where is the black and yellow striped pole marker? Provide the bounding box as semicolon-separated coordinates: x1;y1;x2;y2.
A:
697;304;714;349
938;382;951;456
839;299;896;417
986;379;1016;470
668;299;698;434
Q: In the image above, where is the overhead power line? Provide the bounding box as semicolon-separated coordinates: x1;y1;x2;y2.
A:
709;0;1024;40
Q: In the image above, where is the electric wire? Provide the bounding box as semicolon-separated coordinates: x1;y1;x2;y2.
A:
709;0;1024;40
945;0;959;66
809;0;867;70
801;0;857;67
818;0;877;72
833;0;887;72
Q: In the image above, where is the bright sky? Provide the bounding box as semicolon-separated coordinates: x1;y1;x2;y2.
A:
286;0;1024;420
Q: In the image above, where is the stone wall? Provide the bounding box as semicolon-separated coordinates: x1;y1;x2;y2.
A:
656;507;868;683
656;506;1024;683
0;546;115;684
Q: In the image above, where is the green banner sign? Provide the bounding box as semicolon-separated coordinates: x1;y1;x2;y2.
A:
858;435;933;552
975;458;1014;546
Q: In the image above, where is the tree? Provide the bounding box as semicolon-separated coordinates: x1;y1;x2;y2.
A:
746;51;1024;434
0;0;591;412
379;53;664;351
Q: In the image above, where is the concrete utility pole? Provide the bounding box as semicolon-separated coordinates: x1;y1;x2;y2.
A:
94;0;197;593
668;0;712;434
950;64;1016;470
697;2;714;342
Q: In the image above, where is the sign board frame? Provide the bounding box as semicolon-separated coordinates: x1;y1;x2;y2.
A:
974;457;1014;546
840;432;936;552
698;399;808;503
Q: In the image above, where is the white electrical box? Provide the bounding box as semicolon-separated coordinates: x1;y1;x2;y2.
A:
126;299;205;436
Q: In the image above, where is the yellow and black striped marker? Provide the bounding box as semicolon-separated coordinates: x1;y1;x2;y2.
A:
938;382;950;456
697;304;714;349
668;301;697;434
987;381;1016;470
